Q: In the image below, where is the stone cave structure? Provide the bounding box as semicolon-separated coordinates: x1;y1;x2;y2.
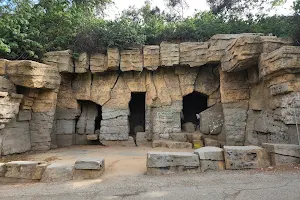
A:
1;33;300;156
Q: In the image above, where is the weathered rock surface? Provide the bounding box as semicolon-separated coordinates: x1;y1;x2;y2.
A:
75;53;89;73
5;161;47;180
147;152;199;168
107;48;120;70
6;60;61;89
0;163;5;177
74;158;105;170
194;65;220;96
160;42;179;66
120;49;143;72
194;147;224;161
261;36;293;53
224;146;270;170
72;72;91;101
169;133;188;142
203;138;222;147
180;42;208;67
87;134;98;141
41;163;74;182
262;143;300;165
200;160;225;172
259;46;300;80
90;53;108;73
143;45;160;70
221;36;263;72
152;140;192;149
200;103;224;135
43;50;74;73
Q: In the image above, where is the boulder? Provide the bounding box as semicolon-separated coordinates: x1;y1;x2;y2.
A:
120;48;143;72
5;161;47;180
74;158;105;170
221;36;263;72
6;60;61;89
90;53;108;73
160;42;179;66
200;103;224;135
194;147;224;161
143;45;160;70
41;163;74;182
262;143;300;165
43;50;74;73
180;42;208;67
223;146;270;170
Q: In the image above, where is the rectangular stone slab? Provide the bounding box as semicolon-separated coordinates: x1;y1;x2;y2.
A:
262;143;300;158
5;161;47;180
75;158;105;170
147;152;200;168
194;147;224;161
223;146;270;170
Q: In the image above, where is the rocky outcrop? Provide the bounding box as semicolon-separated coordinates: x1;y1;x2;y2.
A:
143;45;160;70
180;42;208;67
43;50;73;73
120;48;143;72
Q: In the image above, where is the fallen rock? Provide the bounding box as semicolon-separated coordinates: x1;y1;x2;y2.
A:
194;147;224;161
41;163;74;182
200;103;224;135
223;146;270;170
152;140;192;149
262;143;300;166
75;158;105;170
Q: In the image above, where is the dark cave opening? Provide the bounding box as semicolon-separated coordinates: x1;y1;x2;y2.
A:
129;92;146;134
182;91;208;126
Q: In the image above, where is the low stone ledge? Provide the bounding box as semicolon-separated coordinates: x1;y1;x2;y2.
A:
194;147;224;161
5;161;48;180
262;143;300;166
41;163;74;183
152;140;192;149
147;152;200;175
223;146;270;170
75;158;105;170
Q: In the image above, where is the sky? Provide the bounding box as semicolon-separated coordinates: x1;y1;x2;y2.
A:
104;0;295;19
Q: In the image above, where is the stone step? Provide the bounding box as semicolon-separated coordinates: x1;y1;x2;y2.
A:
152;140;192;149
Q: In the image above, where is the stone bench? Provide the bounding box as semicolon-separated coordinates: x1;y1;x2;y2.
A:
262;143;300;166
147;152;200;175
223;146;270;170
194;147;225;172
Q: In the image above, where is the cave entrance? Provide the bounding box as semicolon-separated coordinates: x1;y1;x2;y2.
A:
77;101;102;134
182;92;208;130
129;93;146;134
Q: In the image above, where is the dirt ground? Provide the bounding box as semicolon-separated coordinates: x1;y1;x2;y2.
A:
0;144;193;178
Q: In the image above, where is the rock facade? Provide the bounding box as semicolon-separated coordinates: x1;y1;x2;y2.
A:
1;33;300;156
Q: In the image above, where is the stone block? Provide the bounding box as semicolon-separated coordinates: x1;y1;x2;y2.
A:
90;53;108;73
203;138;222;147
223;146;270;170
73;169;104;180
160;42;179;66
262;143;300;165
194;147;224;161
169;133;188;142
136;132;151;145
74;158;105;170
6;60;61;89
221;36;262;72
41;163;74;182
87;134;98;141
43;50;74;73
152;140;192;149
200;160;225;172
261;36;293;53
56;120;75;135
147;166;201;175
5;161;47;180
107;48;120;70
120;48;143;72
0;163;6;177
180;42;208;67
17;110;32;121
147;152;200;168
200;103;224;135
75;52;89;73
0;59;7;75
72;72;91;101
56;135;73;147
143;45;160;70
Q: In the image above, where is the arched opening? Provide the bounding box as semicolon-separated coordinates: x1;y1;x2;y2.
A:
182;92;208;131
129;92;146;134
